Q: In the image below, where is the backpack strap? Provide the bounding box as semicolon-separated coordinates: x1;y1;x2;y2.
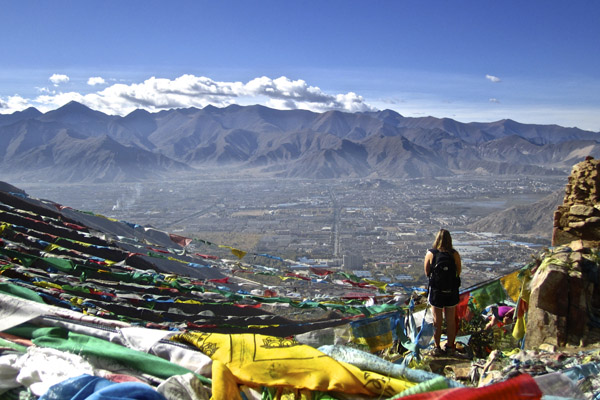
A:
428;249;438;278
429;249;440;265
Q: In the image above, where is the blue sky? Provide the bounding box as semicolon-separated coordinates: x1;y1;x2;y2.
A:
1;0;599;130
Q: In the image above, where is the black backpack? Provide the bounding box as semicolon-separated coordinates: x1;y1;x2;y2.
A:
429;249;458;294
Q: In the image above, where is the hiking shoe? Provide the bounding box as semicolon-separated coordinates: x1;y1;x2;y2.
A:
444;346;456;356
431;346;445;357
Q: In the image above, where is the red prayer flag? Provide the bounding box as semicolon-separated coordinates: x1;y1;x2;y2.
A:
208;277;230;284
455;292;472;321
63;222;87;231
195;253;219;260
392;373;541;400
309;267;334;276
233;303;262;309
285;272;311;281
148;247;170;254
169;233;193;247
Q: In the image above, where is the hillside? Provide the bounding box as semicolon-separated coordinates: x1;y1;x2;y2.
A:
469;189;564;236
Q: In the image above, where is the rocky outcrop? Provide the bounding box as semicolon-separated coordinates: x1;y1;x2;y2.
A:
525;246;595;348
526;157;600;348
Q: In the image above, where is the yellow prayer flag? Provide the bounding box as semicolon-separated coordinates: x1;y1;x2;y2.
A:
33;281;62;290
167;256;188;264
175;299;204;305
353;331;394;352
231;248;246;259
218;245;247;259
500;270;521;302
281;276;302;281
512;314;527;340
171;332;415;397
43;243;61;252
364;279;388;291
212;360;244;400
247;324;279;329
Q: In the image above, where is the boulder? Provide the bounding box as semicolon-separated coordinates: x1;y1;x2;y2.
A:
525;249;598;348
525;263;569;348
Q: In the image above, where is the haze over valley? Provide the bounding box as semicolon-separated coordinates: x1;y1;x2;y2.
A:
18;173;565;290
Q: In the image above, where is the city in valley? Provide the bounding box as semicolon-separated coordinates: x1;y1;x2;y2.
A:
19;174;566;291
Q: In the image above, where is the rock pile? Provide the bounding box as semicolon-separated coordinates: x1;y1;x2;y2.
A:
553;156;600;247
526;157;600;348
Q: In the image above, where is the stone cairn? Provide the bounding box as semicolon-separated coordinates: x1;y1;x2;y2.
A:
526;157;600;348
553;156;600;247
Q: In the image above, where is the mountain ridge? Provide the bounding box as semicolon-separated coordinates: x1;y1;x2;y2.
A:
1;102;599;182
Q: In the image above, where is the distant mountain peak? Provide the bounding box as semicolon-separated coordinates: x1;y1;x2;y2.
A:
41;100;118;123
41;101;109;121
125;108;152;118
17;107;42;117
56;100;93;113
202;104;219;112
378;109;404;118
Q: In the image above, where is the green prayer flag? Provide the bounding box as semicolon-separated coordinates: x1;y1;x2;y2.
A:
0;282;45;303
0;337;27;353
470;279;507;311
0;247;37;267
27;326;196;381
42;256;75;273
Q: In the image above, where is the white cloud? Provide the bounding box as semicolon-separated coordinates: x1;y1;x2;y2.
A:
489;98;500;103
4;76;600;131
486;74;501;83
36;87;57;95
30;74;376;115
87;76;106;86
0;95;31;113
49;74;70;86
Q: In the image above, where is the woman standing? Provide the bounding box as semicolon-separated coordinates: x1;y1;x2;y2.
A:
423;229;462;355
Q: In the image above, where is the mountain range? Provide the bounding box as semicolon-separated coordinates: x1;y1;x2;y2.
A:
1;101;599;182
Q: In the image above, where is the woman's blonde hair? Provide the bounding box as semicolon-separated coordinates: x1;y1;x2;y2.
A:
433;229;453;251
